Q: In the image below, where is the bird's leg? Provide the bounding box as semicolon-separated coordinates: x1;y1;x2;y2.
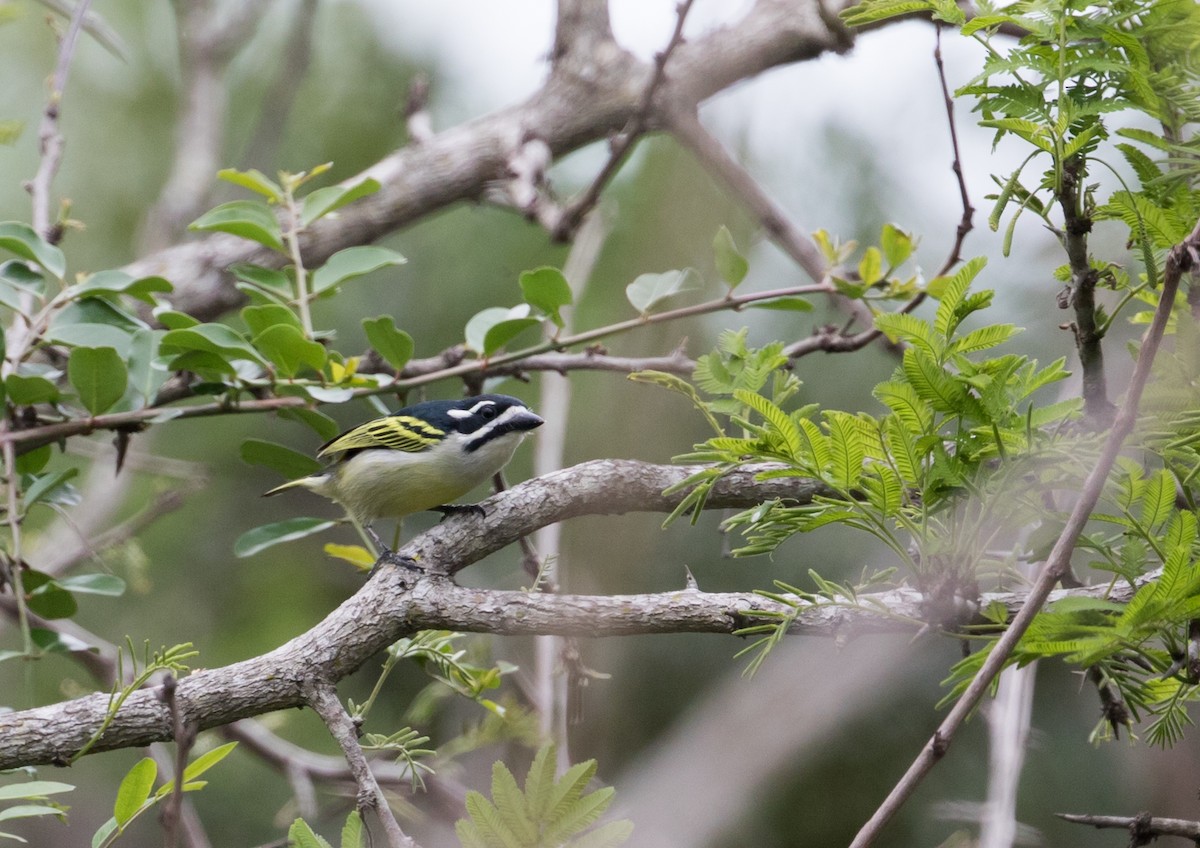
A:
432;503;486;522
360;522;420;573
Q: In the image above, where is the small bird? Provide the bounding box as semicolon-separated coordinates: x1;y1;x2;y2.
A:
265;394;543;552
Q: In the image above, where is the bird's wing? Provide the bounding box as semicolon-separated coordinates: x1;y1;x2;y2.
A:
318;415;445;457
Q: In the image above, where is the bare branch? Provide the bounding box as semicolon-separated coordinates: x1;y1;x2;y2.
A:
550;0;697;240
306;684;418;848
26;0;93;240
124;0;856;321
1056;811;1200;844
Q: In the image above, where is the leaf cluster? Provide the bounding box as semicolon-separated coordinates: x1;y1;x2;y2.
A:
456;744;632;848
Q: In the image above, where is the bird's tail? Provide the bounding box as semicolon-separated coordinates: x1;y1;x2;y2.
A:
262;475;326;497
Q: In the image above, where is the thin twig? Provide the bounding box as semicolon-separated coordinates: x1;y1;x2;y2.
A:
2;282;822;452
27;0;93;240
1057;811;1200;843
159;673;198;848
848;219;1200;848
786;27;975;362
306;683;418;848
550;0;696;240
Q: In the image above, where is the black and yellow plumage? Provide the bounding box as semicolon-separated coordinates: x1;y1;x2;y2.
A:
264;394;543;528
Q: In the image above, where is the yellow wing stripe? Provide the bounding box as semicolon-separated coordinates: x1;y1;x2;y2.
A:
319;415;445;456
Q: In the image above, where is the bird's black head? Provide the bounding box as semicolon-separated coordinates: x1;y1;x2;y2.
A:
398;394;544;450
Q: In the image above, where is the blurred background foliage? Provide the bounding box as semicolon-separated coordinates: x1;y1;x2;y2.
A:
0;1;1185;846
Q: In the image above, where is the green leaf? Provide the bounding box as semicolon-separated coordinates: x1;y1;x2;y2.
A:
311;246;406;294
873;381;932;434
858;246;883;286
0;782;74;801
491;761;536;843
825;411;865;490
68;346;128;415
44;323;133;356
152;307;200;330
625;268;700;315
483;318;541;357
113;758;156;826
746;296;813;312
241;304;303;337
465;305;539;355
230;264;292;294
24;571;77;619
524;744;557;821
234;518;339;558
361;316;413;371
15;444;51;474
0;804;63;823
288;818;334;848
340;811;364;848
161;324;266;366
189;200;284;252
241;438;322;479
0;222;65;278
874;313;941;359
92;818;118;848
735;389;801;460
57;574;125;596
933;256;987;338
24;467;78;507
301;178;381;226
519;267;573;328
880;223;914;267
29;627;94;653
713;226;749;288
217;168;282;201
72;271;172;304
252;325;326;377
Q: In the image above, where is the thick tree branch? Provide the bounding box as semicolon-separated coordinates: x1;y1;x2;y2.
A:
0;458;1158;771
125;0;855;320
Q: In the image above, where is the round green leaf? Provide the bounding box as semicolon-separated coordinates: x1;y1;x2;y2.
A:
242;304;303;337
217;167;282;201
5;373;60;405
252;325;327;377
161;324;265;365
23;572;77;620
519;267;572;328
713;226;749;287
362;316;413;371
29;627;93;653
625;268;700;315
189;200;284;252
235;518;339;558
301;178;382;226
483;318;541;356
465;304;534;354
311;246;406;294
0;222;65;278
68;346;128;415
72;270;173;304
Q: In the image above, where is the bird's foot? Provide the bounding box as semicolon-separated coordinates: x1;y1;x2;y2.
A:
375;549;422;573
432;503;486;522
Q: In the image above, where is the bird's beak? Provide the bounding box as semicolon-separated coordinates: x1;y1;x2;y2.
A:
513;409;545;432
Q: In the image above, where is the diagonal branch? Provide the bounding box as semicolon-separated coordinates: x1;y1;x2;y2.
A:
848;217;1200;848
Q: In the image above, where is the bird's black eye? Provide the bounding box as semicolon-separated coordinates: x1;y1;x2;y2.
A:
480;405;497;420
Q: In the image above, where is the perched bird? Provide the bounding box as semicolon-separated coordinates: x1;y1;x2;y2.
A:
265;394;543;551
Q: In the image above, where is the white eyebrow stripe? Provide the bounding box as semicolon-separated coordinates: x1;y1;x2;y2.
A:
447;409;472;419
467;400;497;414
